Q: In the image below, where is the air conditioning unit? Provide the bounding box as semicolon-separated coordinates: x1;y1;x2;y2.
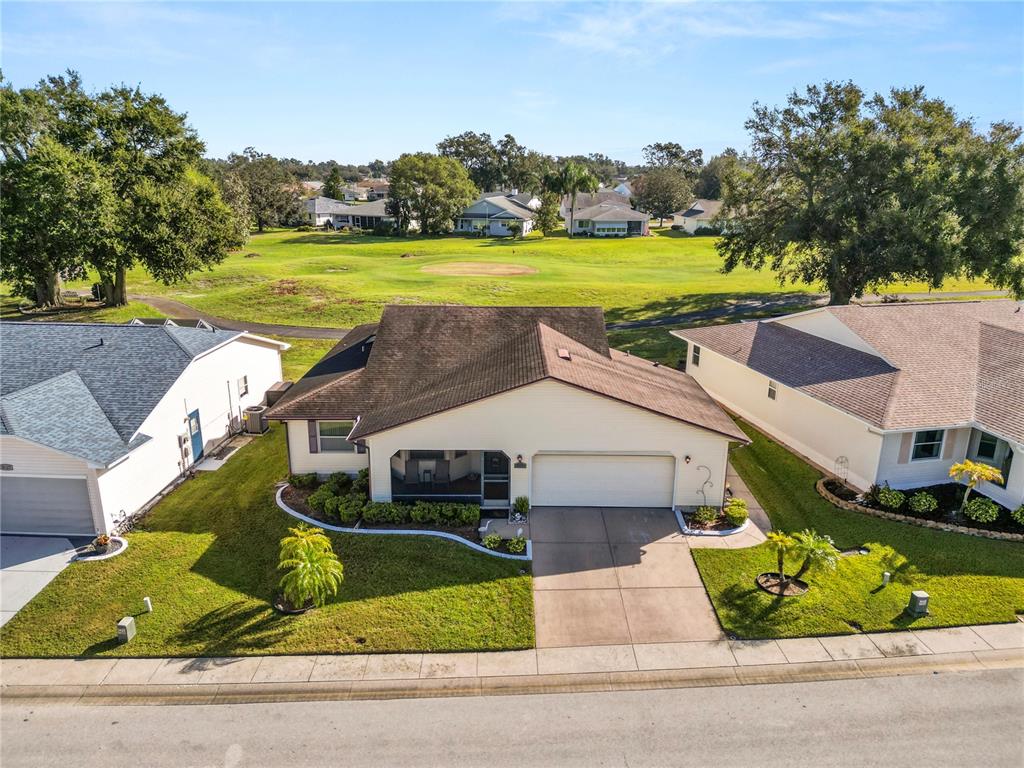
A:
243;405;269;435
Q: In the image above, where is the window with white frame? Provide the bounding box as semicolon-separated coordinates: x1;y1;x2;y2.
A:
237;375;249;397
318;421;355;452
691;345;701;367
911;429;944;461
767;380;777;400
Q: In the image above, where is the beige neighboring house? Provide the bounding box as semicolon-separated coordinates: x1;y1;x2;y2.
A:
568;202;650;237
673;199;729;233
268;306;746;514
675;300;1024;510
454;192;537;236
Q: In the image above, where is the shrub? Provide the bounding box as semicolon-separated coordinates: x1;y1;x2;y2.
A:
335;494;364;525
352;468;370;496
692;506;719;525
513;496;530;518
457;504;481;526
278;525;343;609
963;496;999;523
362;502;408;525
507;537;527;554
723;497;748;527
908;492;938;515
408;501;480;527
865;483;883;506
411;501;436;524
288;473;318;489
877;485;905;510
482;533;502;550
670;224;683;231
306;484;336;513
327;472;352;493
1012;505;1024;528
693;225;722;236
294;224;313;232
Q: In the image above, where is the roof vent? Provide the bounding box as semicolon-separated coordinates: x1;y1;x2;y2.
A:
557;348;572;361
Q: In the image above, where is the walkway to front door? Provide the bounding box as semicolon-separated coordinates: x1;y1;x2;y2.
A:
531;507;726;648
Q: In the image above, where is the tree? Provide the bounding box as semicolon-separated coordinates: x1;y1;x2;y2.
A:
437;130;500;190
0;137;113;306
694;148;739;199
231;148;300;233
545;160;599;238
765;531;795;581
321;166;344;200
789;530;839;583
719;81;1024;304
216;169;252;247
277;525;344;609
367;158;389;178
506;221;523;239
631;167;691;226
948;460;1004;518
389;152;477;235
534;191;562;235
642;142;703;181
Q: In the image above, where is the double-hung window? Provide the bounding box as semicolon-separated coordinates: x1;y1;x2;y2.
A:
767;380;778;400
237;375;249;397
318;421;355;452
691;345;701;367
911;429;944;461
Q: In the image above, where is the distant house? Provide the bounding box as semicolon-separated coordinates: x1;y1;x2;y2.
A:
613;180;633;198
357;179;390;200
673;199;730;234
300;180;324;195
0;322;287;536
455;192;536;236
340;185;369;202
560;190;633;218
334;199;399;230
302;196;350;228
567;202;650;237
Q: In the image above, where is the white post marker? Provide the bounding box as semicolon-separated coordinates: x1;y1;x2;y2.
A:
143;596;153;613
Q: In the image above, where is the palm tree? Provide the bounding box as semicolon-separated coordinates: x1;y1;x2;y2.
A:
765;531;795;581
948;459;1004;517
545;161;598;238
278;524;344;609
790;529;839;583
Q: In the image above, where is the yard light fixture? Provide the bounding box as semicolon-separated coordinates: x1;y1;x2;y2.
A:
684;455;691;464
516;454;523;464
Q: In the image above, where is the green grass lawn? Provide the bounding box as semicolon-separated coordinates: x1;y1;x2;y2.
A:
46;228;989;329
0;295;168;323
692;421;1024;639
0;426;534;657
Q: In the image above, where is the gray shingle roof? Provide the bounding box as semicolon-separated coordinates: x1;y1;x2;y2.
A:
461;194;536;221
573;202;649;222
675;199;724;219
678;300;1024;441
303;196;349;215
1;322;242;464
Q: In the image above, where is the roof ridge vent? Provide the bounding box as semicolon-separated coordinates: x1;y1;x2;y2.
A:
557;348;572;361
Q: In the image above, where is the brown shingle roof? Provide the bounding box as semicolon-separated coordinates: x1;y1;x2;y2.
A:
269;305;746;442
679;300;1024;440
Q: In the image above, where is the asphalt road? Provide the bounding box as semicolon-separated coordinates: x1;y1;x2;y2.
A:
3;670;1021;768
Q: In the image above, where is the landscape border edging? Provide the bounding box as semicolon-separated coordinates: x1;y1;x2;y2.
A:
815;479;1024;543
674;508;750;537
275;486;532;561
74;537;129;562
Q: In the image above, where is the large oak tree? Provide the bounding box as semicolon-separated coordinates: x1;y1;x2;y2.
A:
388;152;477;235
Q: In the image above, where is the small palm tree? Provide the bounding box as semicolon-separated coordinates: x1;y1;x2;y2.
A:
545;161;598;238
789;529;839;583
765;531;795;581
948;459;1003;517
278;525;344;609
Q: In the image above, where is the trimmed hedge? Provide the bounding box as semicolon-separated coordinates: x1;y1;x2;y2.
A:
723;497;748;527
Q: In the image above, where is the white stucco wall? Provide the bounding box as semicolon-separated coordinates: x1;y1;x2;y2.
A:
681;342;883;490
284;419;370;475
361;379;732;508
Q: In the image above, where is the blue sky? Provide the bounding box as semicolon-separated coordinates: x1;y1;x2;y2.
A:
2;1;1021;164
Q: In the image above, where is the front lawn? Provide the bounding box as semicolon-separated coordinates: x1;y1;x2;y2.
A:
0;426;533;657
692;421;1024;638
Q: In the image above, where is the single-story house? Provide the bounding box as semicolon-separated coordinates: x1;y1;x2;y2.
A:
455;193;536;236
560;190;633;218
672;199;729;233
0;322;288;536
340;185;369;202
268;305;746;512
568;202;650;237
332;198;398;230
675;300;1024;510
302;196;350;228
613;180;633;198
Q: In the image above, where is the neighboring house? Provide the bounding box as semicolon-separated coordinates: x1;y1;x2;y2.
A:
613;180;633;197
560;190;633;218
334;198;399;230
302;196;350;228
367;181;390;200
340;185;369;202
454;193;537;236
0;322;288;537
672;199;729;233
568;202;650;237
675;300;1024;510
299;180;324;197
268;305;745;512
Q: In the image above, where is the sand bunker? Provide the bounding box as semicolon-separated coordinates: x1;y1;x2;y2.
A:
421;261;538;276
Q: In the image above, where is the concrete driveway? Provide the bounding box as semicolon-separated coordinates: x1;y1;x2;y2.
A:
1;536;80;626
531;507;725;648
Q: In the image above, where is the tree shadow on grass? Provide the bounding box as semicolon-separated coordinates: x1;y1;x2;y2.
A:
168;601;293;656
603;291;823;326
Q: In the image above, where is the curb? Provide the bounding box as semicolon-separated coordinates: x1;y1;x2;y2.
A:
4;650;1020;707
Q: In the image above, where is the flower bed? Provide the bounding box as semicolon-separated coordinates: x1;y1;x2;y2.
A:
817;479;1024;542
679;498;750;536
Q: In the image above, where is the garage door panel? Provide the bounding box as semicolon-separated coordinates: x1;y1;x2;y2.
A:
532;454;674;508
0;476;96;535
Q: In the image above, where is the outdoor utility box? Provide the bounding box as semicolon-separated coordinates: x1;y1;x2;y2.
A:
908;590;930;617
117;616;136;644
243;405;269;435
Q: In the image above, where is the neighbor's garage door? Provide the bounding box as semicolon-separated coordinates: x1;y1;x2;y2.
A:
0;476;96;536
531;454;675;508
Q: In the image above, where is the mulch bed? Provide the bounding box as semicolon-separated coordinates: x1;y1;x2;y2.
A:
684;515;739;532
273;595;314;614
755;573;809;597
76;538;125;559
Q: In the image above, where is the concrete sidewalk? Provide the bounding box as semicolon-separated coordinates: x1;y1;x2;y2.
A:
3;621;1020;704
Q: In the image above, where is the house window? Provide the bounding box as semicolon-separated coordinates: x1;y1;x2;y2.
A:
409;450;445;460
691;345;701;367
318;421;355;452
911;429;944;461
967;429;1013;488
767;380;777;400
237;375;249;397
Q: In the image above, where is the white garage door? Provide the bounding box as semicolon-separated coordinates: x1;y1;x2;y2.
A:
0;476;96;536
531;454;675;508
